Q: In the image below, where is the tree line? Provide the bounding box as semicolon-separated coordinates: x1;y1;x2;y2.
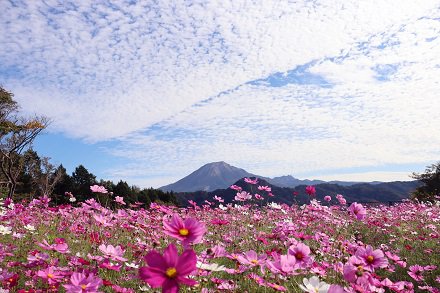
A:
0;86;177;207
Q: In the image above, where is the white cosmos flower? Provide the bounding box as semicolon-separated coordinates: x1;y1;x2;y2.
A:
125;262;139;269
299;276;330;293
0;225;12;235
196;261;227;272
24;224;35;231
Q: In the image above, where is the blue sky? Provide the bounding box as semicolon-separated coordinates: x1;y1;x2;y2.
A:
1;1;439;188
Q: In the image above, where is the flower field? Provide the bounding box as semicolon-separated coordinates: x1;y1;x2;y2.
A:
0;187;439;292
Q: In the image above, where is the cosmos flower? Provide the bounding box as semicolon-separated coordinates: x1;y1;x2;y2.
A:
90;185;108;194
348;202;367;220
355;245;388;270
306;186;316;196
163;214;206;247
139;243;197;293
99;244;127;262
63;272;103;293
299;276;330;293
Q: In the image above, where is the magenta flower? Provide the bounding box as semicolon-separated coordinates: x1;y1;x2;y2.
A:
408;265;425;281
90;185;108;193
99;244;127;262
36;266;63;284
305;185;316;196
139;243;197;293
324;195;332;202
163;214;206;247
348;202;367;220
63;272;103;293
355;245;388;271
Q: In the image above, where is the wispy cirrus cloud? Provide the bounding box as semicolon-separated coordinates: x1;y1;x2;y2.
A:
1;0;439;186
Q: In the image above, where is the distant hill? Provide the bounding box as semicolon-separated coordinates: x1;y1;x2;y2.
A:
160;161;380;192
159;161;257;192
176;177;421;207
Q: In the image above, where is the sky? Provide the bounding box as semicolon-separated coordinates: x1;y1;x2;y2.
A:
1;0;439;188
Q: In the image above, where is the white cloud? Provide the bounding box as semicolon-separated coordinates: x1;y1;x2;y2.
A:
1;1;439;186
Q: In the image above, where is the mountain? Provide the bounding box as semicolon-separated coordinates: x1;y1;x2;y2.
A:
266;175;325;187
160;161;382;192
176;178;421;207
159;161;257;192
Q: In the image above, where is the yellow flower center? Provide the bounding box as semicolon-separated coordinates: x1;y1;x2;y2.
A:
366;255;374;263
166;267;178;278
356;265;364;277
251;259;258;264
81;284;87;290
179;228;189;236
47;273;54;279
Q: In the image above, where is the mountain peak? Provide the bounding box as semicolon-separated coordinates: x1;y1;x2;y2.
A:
160;162;256;192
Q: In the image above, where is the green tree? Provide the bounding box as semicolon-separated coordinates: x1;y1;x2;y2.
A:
0;87;48;198
71;165;96;199
411;161;440;202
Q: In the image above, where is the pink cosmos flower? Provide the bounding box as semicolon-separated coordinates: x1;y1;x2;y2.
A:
36;266;63;284
99;244;127;262
63;272;103;293
213;196;224;202
343;256;369;283
408;265;425;281
266;253;296;275
288;242;312;267
90;185;108;193
139;243;197;293
348;202;367;220
163;214;206;247
328;284;346;293
244;177;258;184
324;195;332;202
114;196;126;205
236;250;267;267
306;186;316;196
355;245;388;271
258;185;271;192
234;191;252;201
230;185;242;191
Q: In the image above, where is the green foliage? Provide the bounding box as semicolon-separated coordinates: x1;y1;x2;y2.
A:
411;161;440;202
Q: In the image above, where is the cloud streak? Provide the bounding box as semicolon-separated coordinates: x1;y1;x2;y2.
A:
1;0;439;186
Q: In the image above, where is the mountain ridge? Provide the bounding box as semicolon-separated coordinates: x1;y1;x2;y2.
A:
159;161;398;192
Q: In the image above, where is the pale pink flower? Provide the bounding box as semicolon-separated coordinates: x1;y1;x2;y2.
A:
258;185;271;192
244;177;258;184
230;185;242;191
99;244;127;262
115;196;126;205
90;185;108;193
235;191;252;201
236;250;266;267
324;195;332;202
